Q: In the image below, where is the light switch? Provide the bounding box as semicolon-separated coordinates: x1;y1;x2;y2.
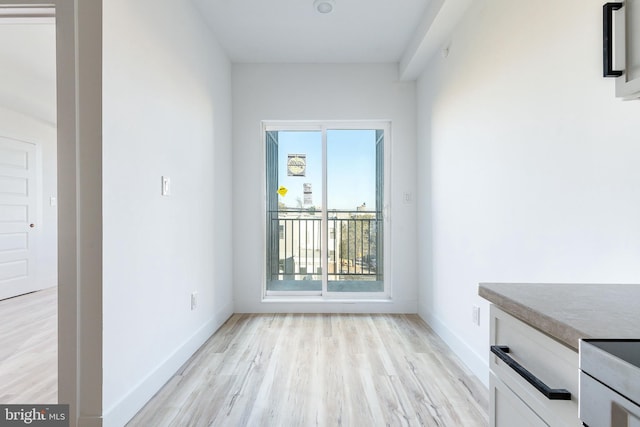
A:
161;176;171;196
50;196;57;207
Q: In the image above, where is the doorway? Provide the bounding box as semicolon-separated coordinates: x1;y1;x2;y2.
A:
0;6;58;403
0;2;102;424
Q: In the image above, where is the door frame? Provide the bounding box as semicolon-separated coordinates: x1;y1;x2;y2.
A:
0;1;103;426
261;120;392;301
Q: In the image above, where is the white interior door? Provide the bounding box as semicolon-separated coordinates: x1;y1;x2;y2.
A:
0;136;38;300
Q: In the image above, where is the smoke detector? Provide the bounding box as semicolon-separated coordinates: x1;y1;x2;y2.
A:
313;0;335;14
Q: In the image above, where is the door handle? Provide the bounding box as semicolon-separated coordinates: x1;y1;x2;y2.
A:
603;2;624;77
491;345;571;400
29;223;35;228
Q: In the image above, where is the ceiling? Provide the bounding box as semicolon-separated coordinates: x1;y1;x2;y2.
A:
0;0;470;125
191;0;432;64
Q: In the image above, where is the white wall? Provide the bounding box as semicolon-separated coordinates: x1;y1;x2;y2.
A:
0;22;56;127
102;1;233;425
232;63;417;313
417;0;640;386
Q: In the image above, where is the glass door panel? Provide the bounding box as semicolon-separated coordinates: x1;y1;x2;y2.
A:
266;130;323;292
326;129;383;292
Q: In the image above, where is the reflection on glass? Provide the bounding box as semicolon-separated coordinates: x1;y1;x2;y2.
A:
266;131;323;291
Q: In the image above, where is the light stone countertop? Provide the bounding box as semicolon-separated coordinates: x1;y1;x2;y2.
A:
478;283;640;351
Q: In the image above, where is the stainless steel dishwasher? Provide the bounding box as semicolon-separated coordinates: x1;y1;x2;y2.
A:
579;339;640;427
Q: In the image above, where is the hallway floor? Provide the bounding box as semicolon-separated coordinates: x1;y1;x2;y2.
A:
128;313;488;426
0;287;57;404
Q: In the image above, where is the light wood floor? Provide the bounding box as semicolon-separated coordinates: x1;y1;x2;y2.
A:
0;287;57;404
128;313;488;427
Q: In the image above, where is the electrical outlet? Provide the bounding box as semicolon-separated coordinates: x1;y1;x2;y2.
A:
472;306;480;326
190;291;198;311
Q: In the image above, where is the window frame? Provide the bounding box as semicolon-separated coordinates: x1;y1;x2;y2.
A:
261;120;392;301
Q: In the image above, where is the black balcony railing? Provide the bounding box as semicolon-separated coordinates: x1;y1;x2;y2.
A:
267;209;383;283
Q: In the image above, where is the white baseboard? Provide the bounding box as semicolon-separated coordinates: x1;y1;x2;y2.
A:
240;297;418;314
418;302;489;388
102;302;234;427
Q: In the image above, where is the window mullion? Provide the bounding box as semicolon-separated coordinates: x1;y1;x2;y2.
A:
321;127;328;295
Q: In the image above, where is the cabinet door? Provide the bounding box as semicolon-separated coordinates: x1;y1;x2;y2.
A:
615;0;640;98
490;373;548;427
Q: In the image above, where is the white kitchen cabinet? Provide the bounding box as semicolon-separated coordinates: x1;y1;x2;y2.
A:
606;1;640;99
489;305;582;427
490;373;547;427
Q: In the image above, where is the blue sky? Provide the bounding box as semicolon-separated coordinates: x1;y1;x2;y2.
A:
276;129;378;211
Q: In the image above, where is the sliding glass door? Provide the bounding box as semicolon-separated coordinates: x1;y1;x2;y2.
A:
265;122;388;297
